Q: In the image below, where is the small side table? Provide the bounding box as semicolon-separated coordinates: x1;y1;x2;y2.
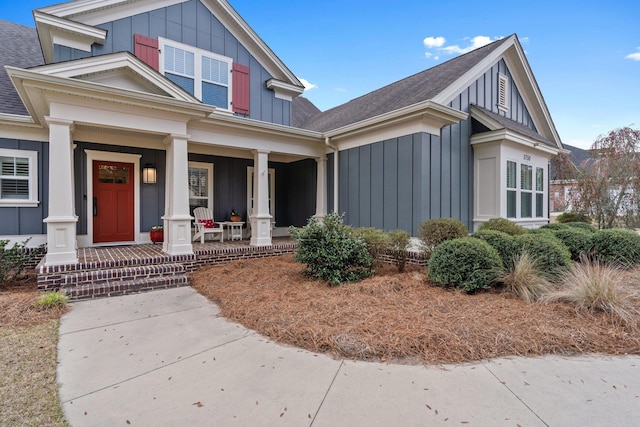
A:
221;221;244;241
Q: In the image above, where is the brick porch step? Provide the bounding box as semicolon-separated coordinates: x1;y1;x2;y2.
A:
63;273;190;300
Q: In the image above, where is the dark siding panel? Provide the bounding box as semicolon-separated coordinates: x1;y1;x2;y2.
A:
441;126;451;217
383;139;398;231
358;145;371;227
279;159;315;227
429;136;441;218
370;142;384;229
412;136;424;236
272;98;283;124
112;18;133;52
397;135;413;232
327;153;334;213
347;149;359;226
338;151;349;220
132;14;149;38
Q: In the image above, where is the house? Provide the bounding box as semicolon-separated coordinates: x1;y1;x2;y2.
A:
0;0;563;268
549;143;591;212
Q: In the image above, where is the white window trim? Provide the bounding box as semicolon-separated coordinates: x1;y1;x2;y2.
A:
158;37;233;111
535;166;545;218
247;166;275;221
498;73;509;111
188;161;214;213
0;148;39;207
505;159;546;220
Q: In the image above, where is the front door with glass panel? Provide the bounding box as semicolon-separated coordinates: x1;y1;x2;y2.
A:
93;161;134;243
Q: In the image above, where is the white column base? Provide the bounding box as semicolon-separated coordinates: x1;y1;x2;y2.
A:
250;214;273;246
43;216;78;266
162;215;193;255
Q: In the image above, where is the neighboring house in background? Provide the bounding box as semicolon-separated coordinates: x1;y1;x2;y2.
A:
549;144;591;212
0;0;563;267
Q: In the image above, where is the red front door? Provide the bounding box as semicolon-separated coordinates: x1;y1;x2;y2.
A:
93;161;135;243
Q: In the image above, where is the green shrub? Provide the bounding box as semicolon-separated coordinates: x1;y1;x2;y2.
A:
477;218;527;236
590;229;640;268
564;222;598;233
528;228;557;237
513;233;572;276
0;238;39;283
499;252;554;303
428;237;502;293
540;223;571;231
353;227;389;261
37;291;69;309
471;230;518;268
551;228;594;261
418;218;468;253
387;229;411;272
557;212;591;224
289;213;373;286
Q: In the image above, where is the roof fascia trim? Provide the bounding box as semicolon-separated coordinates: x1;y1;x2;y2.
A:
34;10;107;64
31;51;199;103
325;100;467;139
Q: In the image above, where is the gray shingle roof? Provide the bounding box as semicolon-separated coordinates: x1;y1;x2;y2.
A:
292;96;320;129
299;37;510;132
471;104;554;147
0;20;44;116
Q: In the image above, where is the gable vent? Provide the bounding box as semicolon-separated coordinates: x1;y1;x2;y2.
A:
498;73;509;110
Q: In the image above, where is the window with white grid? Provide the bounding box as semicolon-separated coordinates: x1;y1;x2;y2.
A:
0;149;38;207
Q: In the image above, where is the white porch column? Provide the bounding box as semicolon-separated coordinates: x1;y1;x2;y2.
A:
162;134;193;255
314;156;327;220
44;117;78;265
250;149;273;246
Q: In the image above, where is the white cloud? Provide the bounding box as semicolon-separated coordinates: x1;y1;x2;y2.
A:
625;48;640;61
298;77;317;91
423;36;445;48
423;35;502;60
520;36;530;44
440;35;497;54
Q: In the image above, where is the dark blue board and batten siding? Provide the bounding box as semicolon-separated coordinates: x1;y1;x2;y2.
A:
0;138;49;236
329;59;537;235
53;0;291;126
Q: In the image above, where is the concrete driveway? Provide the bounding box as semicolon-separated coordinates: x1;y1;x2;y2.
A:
57;287;640;426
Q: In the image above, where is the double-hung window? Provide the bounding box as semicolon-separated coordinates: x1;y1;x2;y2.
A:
0;149;38;207
160;38;232;110
506;159;546;220
188;162;213;216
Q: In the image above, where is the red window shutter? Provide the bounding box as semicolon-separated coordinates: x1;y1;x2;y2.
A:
232;63;250;115
134;34;159;71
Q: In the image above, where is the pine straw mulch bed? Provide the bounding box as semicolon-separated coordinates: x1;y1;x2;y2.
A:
0;276;67;327
191;255;640;365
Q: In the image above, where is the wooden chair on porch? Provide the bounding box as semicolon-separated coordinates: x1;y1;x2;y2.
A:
192;207;224;243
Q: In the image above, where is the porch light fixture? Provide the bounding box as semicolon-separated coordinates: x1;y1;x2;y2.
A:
143;164;157;184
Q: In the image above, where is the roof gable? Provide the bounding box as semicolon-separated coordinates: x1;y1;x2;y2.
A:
35;0;303;90
301;37;510;133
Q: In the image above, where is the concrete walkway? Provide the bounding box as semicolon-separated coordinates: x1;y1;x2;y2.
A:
57;287;640;426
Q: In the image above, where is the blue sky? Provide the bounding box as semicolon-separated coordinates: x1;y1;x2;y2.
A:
3;0;639;149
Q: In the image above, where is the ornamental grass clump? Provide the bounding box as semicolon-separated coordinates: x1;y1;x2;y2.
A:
499;252;555;303
36;291;69;309
590;228;640;268
428;237;502;293
289;213;373;286
543;258;640;328
477;218;527;236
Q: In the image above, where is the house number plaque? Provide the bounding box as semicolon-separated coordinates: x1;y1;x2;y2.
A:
523;154;531;161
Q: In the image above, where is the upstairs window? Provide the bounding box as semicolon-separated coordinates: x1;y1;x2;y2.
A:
498;73;509;111
0;149;38;207
159;38;232;111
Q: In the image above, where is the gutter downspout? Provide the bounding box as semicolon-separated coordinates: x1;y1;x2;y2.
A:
325;137;338;213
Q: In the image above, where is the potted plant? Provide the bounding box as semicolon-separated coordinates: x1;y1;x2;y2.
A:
150;225;164;244
230;209;242;222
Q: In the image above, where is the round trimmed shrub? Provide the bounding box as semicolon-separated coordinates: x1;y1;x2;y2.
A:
428;237;502;293
289;213;373;285
540;223;571;231
471;230;518;268
557;212;591;224
513;233;572;276
477;218;527;236
353;227;389;260
550;228;593;261
528;228;557;237
564;222;598;233
591;228;640;268
418;218;468;251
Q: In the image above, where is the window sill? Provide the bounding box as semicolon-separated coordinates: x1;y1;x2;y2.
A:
0;200;40;207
